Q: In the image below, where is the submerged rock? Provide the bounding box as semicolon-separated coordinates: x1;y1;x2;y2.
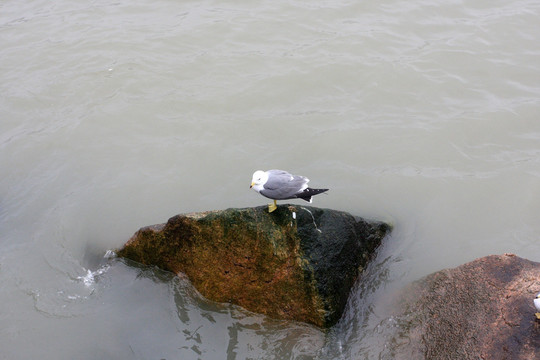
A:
393;254;540;359
117;205;390;328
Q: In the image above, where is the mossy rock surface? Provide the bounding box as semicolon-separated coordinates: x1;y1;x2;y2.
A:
117;205;390;327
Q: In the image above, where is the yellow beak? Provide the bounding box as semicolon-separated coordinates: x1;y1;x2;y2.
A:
250;182;254;188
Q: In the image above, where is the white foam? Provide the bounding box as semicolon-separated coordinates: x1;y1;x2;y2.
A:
78;264;110;287
103;250;116;259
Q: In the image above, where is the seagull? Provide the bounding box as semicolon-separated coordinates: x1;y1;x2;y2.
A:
250;169;328;212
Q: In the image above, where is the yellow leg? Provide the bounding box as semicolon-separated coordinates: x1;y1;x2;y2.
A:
268;200;277;213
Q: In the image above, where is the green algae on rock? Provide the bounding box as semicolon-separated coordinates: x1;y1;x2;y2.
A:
117;205;391;328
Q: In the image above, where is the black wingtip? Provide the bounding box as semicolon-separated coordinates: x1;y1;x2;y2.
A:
297;188;329;201
305;188;329;195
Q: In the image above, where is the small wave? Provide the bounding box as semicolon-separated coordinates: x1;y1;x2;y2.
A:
103;249;116;259
77;250;116;287
78;265;110;287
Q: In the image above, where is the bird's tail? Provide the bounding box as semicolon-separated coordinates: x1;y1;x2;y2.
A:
298;188;329;202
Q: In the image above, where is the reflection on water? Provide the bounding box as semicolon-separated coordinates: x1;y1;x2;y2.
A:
1;0;540;358
120;260;326;359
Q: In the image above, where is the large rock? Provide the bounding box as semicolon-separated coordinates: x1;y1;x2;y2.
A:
394;254;540;359
117;205;390;328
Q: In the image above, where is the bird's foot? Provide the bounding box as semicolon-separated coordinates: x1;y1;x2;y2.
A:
268;200;277;213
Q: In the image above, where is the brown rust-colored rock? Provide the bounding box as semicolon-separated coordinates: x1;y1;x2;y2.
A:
393;254;540;359
117;205;390;328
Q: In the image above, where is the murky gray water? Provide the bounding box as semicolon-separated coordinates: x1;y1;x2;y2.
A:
2;0;540;358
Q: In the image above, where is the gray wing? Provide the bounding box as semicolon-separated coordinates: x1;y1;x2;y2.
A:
260;170;309;200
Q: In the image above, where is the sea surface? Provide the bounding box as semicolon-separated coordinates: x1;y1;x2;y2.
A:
1;0;540;359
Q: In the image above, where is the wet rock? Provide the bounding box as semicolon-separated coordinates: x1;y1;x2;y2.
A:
394;254;540;359
117;205;390;328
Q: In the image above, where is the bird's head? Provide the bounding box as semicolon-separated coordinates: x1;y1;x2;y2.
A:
250;170;267;190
